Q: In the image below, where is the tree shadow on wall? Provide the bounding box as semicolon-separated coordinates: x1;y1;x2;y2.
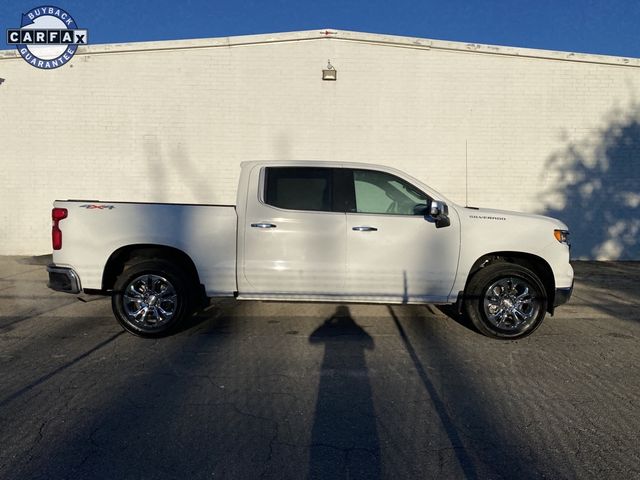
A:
543;104;640;260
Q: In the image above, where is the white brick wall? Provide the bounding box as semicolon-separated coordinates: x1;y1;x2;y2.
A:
1;30;639;259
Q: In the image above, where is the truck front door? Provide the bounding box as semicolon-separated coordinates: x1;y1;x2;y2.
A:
344;169;460;302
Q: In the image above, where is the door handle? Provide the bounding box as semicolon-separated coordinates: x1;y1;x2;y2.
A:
251;223;277;229
352;226;378;232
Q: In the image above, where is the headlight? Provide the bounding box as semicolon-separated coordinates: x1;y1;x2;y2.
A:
554;229;570;245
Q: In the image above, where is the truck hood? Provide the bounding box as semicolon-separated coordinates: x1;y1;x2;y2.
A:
459;206;569;231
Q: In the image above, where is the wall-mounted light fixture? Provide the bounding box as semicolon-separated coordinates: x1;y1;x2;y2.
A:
322;60;337;81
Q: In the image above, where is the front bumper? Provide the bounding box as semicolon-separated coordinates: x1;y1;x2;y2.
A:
554;281;574;308
47;265;81;294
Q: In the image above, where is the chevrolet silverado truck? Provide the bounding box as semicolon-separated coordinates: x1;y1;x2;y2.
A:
47;161;573;339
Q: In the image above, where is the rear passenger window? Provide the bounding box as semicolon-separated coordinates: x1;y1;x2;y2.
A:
264;167;333;212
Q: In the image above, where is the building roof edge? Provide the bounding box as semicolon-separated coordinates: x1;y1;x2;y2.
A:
1;28;638;68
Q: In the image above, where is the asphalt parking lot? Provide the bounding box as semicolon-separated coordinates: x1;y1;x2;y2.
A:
1;256;639;479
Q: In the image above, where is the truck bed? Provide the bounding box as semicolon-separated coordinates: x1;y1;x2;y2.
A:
52;200;238;295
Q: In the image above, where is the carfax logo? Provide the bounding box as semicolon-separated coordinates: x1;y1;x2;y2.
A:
6;5;87;69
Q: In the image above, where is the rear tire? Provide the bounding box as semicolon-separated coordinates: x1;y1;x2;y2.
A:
112;259;192;337
464;263;547;339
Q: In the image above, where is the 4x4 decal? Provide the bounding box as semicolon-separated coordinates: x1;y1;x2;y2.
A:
79;204;115;210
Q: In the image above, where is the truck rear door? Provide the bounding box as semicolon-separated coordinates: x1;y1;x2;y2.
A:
241;166;347;296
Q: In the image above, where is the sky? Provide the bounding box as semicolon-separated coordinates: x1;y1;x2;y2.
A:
2;0;640;58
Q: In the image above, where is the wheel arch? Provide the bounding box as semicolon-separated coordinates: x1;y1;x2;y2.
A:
465;251;556;313
102;244;201;292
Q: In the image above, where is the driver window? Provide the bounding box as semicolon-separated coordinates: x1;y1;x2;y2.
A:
353;170;428;215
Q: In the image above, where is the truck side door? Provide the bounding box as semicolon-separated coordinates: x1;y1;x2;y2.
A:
241;166;347;296
344;169;460;302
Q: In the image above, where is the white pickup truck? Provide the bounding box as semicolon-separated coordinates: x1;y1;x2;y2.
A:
48;161;573;339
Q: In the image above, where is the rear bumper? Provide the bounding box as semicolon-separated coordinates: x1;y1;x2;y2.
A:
47;265;81;294
554;281;574;308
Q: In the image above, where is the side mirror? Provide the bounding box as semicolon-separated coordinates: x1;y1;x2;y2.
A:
426;200;451;228
429;200;444;217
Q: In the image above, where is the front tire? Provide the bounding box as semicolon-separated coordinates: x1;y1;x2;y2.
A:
464;263;547;339
112;260;192;337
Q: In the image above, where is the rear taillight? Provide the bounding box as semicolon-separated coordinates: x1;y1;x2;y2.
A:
52;208;68;250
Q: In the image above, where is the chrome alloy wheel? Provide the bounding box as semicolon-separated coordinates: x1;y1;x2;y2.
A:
483;276;541;331
122;274;178;328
